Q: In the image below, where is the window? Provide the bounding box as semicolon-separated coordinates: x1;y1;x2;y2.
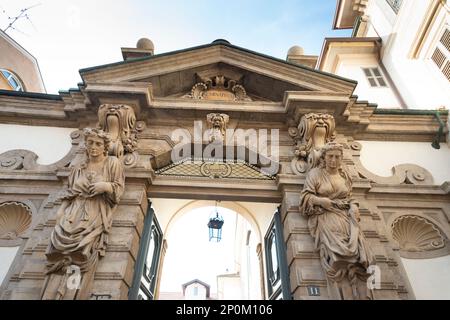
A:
0;69;24;91
431;28;450;82
386;0;402;14
362;67;388;87
193;287;198;296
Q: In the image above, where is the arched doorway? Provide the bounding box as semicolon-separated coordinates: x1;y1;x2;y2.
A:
158;205;262;300
128;198;292;300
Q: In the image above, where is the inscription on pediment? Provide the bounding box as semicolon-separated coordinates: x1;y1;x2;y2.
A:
183;75;252;102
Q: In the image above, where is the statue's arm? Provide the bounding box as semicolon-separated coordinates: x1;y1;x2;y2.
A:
105;157;125;204
300;169;334;214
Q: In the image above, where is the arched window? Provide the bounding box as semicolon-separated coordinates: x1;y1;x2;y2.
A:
0;69;24;92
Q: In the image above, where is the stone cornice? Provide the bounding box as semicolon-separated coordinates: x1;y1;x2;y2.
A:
0;87;446;143
80;43;357;94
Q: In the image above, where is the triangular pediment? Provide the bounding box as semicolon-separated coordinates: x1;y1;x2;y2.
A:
79;40;357;103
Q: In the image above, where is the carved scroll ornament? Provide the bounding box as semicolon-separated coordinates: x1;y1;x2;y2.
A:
184;75;251;101
349;141;435;185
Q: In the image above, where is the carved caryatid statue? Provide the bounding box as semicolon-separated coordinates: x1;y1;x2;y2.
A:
291;113;336;174
97;104;137;158
299;142;374;300
206;113;229;143
43;128;125;300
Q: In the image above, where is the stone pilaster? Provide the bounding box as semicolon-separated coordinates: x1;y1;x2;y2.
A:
278;175;328;300
89;180;148;300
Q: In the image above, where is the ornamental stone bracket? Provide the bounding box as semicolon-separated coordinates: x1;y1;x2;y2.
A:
284;92;376;129
79;81;154;113
97;103;145;168
289;113;336;174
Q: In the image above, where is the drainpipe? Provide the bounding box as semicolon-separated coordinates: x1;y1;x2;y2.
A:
432;111;445;150
373;109;448;149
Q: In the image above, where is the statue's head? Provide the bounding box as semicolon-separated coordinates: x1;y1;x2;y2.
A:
83;128;111;157
319;142;344;170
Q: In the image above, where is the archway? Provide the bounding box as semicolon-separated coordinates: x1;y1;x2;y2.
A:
158;204;263;300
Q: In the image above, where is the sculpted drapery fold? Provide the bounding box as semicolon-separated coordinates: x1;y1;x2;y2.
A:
43;128;125;299
299;142;374;300
46;155;124;272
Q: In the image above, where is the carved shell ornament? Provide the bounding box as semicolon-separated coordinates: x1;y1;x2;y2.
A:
392;215;445;252
0;202;32;240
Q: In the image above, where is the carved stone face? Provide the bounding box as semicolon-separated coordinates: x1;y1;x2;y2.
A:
86;136;106;158
324;149;342;171
213;116;224;129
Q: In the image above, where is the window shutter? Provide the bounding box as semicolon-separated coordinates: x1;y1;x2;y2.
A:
431;28;450;82
440;29;450;53
432;47;446;68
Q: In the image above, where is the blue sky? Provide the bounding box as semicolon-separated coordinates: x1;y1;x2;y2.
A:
1;0;350;93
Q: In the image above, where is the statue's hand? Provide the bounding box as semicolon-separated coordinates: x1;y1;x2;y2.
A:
317;197;335;210
349;205;361;222
88;182;112;196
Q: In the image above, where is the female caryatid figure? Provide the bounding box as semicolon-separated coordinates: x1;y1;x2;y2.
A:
299;142;374;300
44;128;125;299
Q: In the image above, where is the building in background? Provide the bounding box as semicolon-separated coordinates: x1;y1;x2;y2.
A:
182;279;211;300
0;29;45;93
326;0;450;110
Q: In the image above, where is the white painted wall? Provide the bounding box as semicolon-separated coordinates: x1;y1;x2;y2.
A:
401;255;450;299
234;215;262;300
0;124;75;165
336;55;402;108
0;247;18;286
359;141;450;185
365;0;450;109
217;275;242;300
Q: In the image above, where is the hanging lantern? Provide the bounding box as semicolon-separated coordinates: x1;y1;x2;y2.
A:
207;202;224;242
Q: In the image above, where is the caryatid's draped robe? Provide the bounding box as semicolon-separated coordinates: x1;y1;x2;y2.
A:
46;156;124;273
299;167;373;282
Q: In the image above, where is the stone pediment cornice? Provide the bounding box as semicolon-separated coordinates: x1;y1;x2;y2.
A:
79;42;357;94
